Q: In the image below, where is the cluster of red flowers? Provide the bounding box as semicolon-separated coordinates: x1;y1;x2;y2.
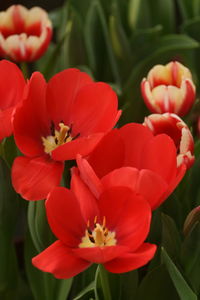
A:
0;58;195;279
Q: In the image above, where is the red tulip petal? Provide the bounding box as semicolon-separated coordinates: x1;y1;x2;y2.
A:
0;60;25;110
70;169;100;222
104;243;157;273
101;167;139;190
98;187;152;251
119;123;153;169
101;167;167;210
13;72;48;157
46;187;92;247
32;240;90;279
0;107;13;140
70;82;119;136
51;133;104;161
73;245;128;264
46;68;93;125
76;155;103;199
11;155;63;201
141;134;177;183
87;129;125;178
161;164;186;208
136;169;168;209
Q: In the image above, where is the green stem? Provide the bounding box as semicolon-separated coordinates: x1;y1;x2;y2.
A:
20;62;29;79
98;265;112;300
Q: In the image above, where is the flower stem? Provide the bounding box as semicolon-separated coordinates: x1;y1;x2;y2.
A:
98;264;112;300
20;62;29;79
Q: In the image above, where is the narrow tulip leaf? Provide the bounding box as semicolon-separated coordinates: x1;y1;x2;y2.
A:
73;281;95;300
84;0;121;85
161;213;182;260
181;222;200;293
95;265;112;300
109;2;132;62
0;158;19;233
161;247;197;300
181;17;200;41
124;34;199;92
0;233;19;299
28;201;55;253
70;265;97;299
177;0;200;19
137;264;179;300
148;0;175;33
128;0;142;30
25;230;73;300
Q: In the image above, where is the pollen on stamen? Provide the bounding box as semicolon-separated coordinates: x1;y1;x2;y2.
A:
79;216;117;248
42;122;73;154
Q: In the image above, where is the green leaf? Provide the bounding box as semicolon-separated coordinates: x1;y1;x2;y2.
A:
28;201;55;252
148;0;176;33
137;264;179;300
181;222;200;293
84;0;121;85
181;17;200;41
95;265;112;300
161;247;197;300
0;158;19;234
109;2;131;61
0;233;19;299
125;34;199;91
128;0;143;30
161;213;182;261
25;230;73;300
69;265;97;299
73;281;95;300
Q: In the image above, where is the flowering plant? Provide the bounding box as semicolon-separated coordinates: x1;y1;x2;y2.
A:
1;1;200;300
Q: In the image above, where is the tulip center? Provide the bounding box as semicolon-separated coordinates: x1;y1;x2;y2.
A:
79;216;116;248
42;122;73;154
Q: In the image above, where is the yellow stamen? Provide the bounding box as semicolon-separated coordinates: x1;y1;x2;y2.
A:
79;216;116;248
42;122;72;154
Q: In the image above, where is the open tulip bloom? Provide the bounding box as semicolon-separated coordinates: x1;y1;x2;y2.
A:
75;123;186;210
32;180;156;278
0;5;52;62
11;68;121;201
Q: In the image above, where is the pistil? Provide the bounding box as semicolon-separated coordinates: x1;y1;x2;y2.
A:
42;122;73;154
79;216;116;248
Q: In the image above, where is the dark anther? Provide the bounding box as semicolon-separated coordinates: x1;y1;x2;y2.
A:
50;121;55;135
87;228;92;235
72;133;80;140
89;236;95;243
55;137;58;144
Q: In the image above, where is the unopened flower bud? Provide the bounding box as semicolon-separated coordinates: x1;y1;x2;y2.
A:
143;113;194;170
0;5;52;62
141;61;196;117
183;206;200;236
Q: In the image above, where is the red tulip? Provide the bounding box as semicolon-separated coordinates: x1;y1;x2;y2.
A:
32;183;156;278
74;123;186;210
0;5;52;62
11;68;121;201
141;61;195;116
143;113;194;170
0;59;26;141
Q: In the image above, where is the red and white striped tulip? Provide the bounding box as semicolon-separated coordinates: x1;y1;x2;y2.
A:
0;5;52;62
143;113;194;170
141;61;196;117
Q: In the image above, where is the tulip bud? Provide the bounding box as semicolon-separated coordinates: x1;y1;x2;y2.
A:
0;5;52;62
143;113;195;169
141;61;196;117
183;206;200;236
